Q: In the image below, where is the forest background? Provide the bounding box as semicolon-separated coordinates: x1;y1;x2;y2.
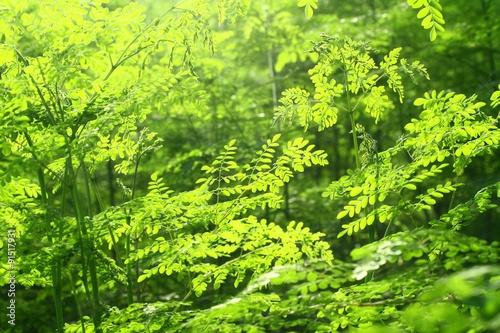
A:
0;0;500;332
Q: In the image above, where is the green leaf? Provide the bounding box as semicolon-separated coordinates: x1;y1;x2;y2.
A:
429;27;437;41
417;7;429;19
339;206;352;218
414;98;427;106
404;184;417;191
305;5;313;18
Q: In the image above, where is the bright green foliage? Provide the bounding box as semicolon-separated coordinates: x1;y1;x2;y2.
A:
163;227;499;332
405;91;497;173
323;89;500;239
215;0;251;23
432;181;500;230
0;1;332;331
298;0;318;18
125;138;332;292
67;138;332;332
269;18;500;333
278;33;499;240
1;0;499;332
275;35;429;131
407;0;445;41
492;84;500;108
295;0;446;40
199;135;328;195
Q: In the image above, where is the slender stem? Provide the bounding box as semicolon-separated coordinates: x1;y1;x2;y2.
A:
92;181;125;269
19;136;64;183
131;156;142;302
448;156;460;211
85;1;185;110
68;155;102;332
369;148;381;246
135;236;141;303
80;161;103;330
87;253;102;332
49;213;64;331
172;244;275;313
131;156;141;200
24;131;64;332
283;183;291;220
348;111;361;170
448;160;461;212
343;65;375;267
68;271;86;333
16;50;57;125
340;57;361;169
266;33;289;221
81;160;94;221
383;220;393;239
107;161;116;206
448;182;458;211
268;48;278;110
368;156;381;281
346;102;361;169
106;218;125;268
125;213;134;305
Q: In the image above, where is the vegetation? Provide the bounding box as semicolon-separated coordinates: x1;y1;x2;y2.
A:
0;0;499;332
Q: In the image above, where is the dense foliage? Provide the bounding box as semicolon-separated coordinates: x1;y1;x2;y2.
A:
0;0;499;332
